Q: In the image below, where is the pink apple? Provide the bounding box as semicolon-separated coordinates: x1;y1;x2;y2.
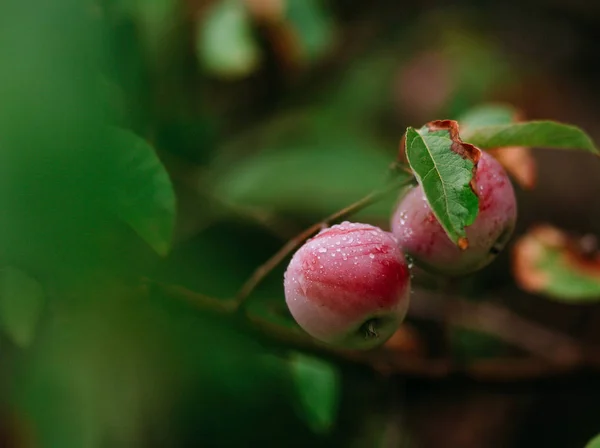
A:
284;221;411;349
391;151;517;276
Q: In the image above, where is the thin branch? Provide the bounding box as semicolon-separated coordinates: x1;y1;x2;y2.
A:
407;290;597;367
217;198;303;241
146;278;600;380
233;175;414;310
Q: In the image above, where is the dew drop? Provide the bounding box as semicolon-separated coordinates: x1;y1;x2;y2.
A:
369;253;375;259
318;247;327;253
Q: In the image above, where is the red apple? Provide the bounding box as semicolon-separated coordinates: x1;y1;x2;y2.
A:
391;151;517;276
284;222;411;349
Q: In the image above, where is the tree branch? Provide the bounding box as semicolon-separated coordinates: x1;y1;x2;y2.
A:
145;278;600;381
232;175;414;310
407;290;593;367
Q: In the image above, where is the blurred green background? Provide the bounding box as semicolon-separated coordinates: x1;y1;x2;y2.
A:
2;0;600;447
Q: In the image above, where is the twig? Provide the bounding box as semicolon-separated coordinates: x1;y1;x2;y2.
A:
232;175;414;310
145;278;600;380
217;198;303;241
407;290;594;366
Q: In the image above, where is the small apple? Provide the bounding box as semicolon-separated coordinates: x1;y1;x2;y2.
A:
391;151;517;276
284;221;411;349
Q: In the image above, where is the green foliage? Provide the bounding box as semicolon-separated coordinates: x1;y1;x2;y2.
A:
513;226;600;303
289;352;340;435
109;0;180;63
529;246;600;302
450;328;507;362
12;292;315;447
105;127;176;256
3;0;600;445
245;297;305;335
214;127;392;216
586;434;600;448
461;121;598;153
457;103;517;128
196;0;261;79
0;267;45;348
286;0;336;64
404;126;479;246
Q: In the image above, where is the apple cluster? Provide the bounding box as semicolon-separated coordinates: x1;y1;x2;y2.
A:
284;151;517;349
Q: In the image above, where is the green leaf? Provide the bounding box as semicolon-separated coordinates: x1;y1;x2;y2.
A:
513;225;600;303
450;328;507;362
245;297;303;335
196;0;261;79
404;124;479;246
289;352;340;435
0;267;45;348
461;121;598;153
286;0;336;63
106;128;176;256
457;103;518;128
110;0;179;63
213;130;393;216
586;434;600;448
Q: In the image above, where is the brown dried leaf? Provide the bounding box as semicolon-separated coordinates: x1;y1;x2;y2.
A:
487;146;536;190
512;224;600;302
383;323;426;357
243;0;285;22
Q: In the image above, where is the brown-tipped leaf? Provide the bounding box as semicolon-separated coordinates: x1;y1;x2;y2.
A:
404;120;481;248
512;225;600;302
458;103;537;189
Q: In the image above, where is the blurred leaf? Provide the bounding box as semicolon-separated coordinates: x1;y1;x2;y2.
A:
0;267;44;348
285;0;335;63
405;121;480;247
457;103;519;128
461;121;597;153
214;131;392;216
13;287;313;447
133;0;179;60
450;328;507;363
586;434;600;448
459;103;537;189
439;27;515;117
245;297;302;334
99;76;130;127
289;352;340;435
106;127;176;256
512;225;600;302
487;146;537;190
196;0;261;79
109;0;180;63
383;325;425;357
157;222;284;299
322;51;398;123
